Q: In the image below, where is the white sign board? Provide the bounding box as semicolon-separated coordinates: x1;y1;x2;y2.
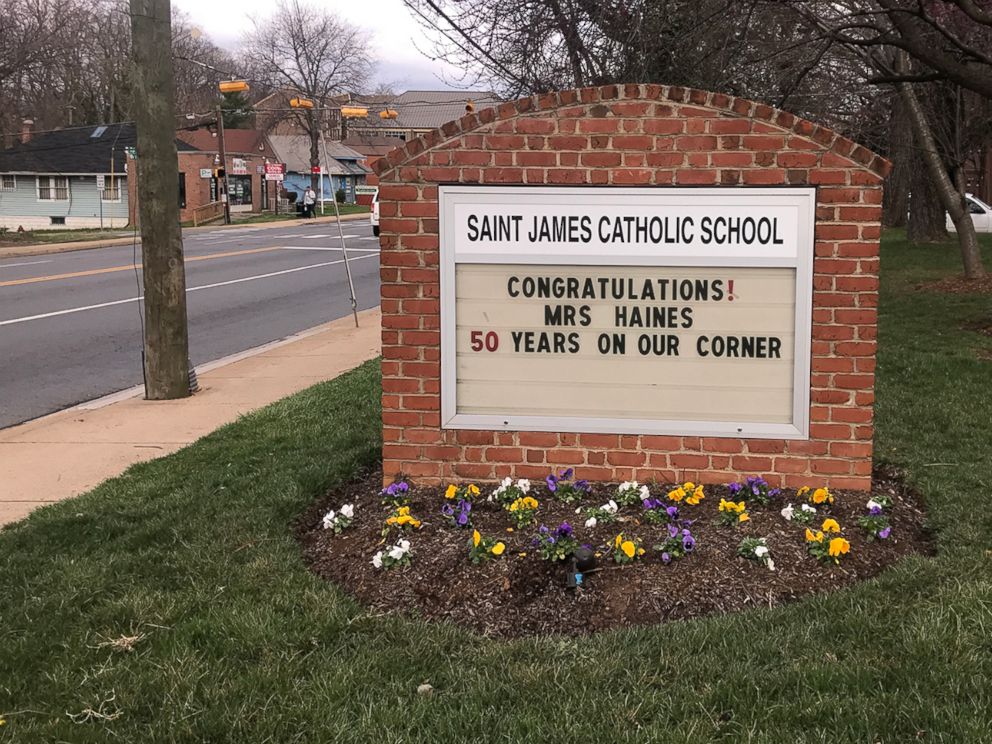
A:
440;185;815;439
231;158;248;175
199;168;213;179
95;175;105;190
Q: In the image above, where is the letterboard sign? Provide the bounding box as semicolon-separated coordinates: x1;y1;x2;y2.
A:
439;185;816;439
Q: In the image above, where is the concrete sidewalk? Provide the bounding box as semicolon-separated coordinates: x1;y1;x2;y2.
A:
0;211;371;260
0;308;381;526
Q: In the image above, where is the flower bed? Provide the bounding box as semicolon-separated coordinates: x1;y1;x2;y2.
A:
295;466;931;638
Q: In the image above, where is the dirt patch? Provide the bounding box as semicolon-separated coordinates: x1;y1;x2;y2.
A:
295;466;932;638
962;319;992;338
916;275;992;294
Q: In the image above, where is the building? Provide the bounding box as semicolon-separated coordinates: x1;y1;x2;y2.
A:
342;135;402;188
347;90;501;142
175;128;279;218
267;135;371;204
0;121;196;231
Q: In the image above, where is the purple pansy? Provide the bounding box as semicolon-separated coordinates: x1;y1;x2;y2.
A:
682;534;696;552
661;552;672;564
879;526;891;539
728;482;742;495
870;505;883;516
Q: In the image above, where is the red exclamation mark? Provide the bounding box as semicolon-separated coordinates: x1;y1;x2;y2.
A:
728;279;735;301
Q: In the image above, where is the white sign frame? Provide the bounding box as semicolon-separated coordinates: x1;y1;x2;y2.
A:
439;185;816;439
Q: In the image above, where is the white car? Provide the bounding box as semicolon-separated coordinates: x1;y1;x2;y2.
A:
371;189;380;236
948;193;992;233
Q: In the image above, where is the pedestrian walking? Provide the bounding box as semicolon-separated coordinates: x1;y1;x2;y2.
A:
304;186;316;218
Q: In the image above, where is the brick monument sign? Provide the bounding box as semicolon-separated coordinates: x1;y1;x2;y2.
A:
374;84;889;491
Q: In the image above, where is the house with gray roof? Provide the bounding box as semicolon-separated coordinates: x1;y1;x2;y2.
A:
267;135;371;204
0;121;197;231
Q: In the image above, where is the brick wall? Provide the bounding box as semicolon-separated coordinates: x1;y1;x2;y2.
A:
374;84;890;491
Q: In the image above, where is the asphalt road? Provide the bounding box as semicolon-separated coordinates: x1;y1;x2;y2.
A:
0;219;381;428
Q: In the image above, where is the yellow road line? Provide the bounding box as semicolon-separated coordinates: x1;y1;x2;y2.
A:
0;246;286;288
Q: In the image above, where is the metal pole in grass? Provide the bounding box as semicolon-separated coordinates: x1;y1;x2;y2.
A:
320;127;359;327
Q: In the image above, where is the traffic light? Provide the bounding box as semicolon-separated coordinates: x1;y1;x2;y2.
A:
219;80;250;93
465;100;475;113
214;167;226;178
379;109;399;120
341;106;369;118
290;97;315;109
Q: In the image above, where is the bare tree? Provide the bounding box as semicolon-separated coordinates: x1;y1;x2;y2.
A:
786;1;989;277
243;0;376;186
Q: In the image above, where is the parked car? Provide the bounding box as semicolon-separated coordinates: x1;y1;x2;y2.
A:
371;189;380;236
948;193;992;233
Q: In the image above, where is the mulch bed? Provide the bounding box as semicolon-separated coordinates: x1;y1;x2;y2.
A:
916;275;992;294
295;467;933;638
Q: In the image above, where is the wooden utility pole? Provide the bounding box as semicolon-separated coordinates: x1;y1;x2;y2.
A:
129;0;191;399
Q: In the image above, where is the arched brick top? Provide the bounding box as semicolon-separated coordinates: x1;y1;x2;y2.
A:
374;84;892;182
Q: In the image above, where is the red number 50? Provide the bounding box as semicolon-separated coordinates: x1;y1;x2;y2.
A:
470;330;499;352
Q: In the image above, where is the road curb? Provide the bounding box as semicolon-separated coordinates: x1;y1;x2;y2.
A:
0;212;371;260
74;314;376;412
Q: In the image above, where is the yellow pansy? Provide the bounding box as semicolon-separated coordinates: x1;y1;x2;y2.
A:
397;506;410;516
621;541;636;558
614;534;623;548
445;484;457;499
828;537;850;557
797;486;810;498
805;528;824;543
468;484;480;496
812;487;833;505
738;512;750;523
472;529;481;547
686;485;705;505
668;487;686;502
683;481;695;491
637;547;646;556
491;542;506;556
506;527;514;533
822;518;841;533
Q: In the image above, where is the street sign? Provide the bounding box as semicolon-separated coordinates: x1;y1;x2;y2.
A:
264;163;286;181
311;165;324;174
96;175;105;190
199;168;212;179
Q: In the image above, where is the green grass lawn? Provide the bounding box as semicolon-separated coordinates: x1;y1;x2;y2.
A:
232;203;370;225
0;227;132;247
2;231;991;742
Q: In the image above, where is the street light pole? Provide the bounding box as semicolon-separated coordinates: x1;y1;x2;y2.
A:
320;127;359;328
216;105;231;225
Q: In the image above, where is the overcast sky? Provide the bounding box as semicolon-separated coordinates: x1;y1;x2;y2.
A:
172;0;476;92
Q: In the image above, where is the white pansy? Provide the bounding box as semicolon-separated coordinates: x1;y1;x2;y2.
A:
322;510;336;529
517;479;531;493
638;485;650;500
780;504;794;521
603;500;619;514
501;476;513;488
866;499;882;511
754;545;769;558
388;545;405;561
618;480;637;493
766;558;775;571
801;504;817;513
399;539;411;551
585;516;598;528
340;503;354;519
371;552;383;569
